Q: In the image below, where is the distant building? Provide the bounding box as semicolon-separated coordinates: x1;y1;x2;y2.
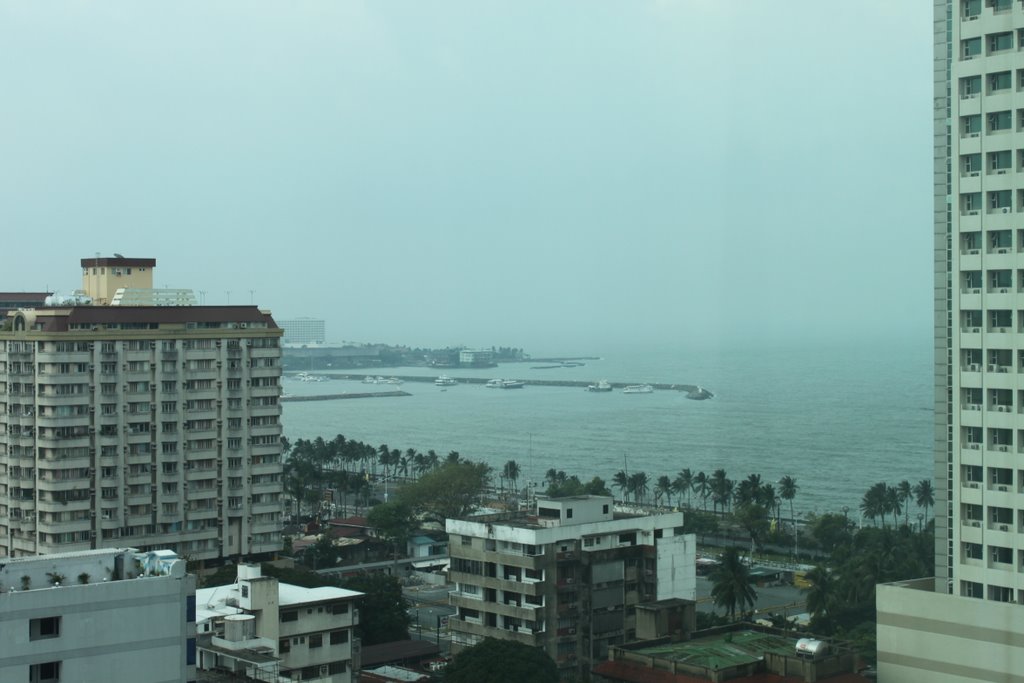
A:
279;318;326;345
458;349;493;367
446;495;695;679
0;548;196;683
195;563;361;683
0;292;51;319
0;255;284;563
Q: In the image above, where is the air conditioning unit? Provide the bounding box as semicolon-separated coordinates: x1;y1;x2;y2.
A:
967;481;979;488
568;628;577;635
999;524;1010;532
968;363;980;371
1000;288;1009;293
997;169;1008;175
970;327;981;333
968;249;980;255
971;520;981;527
997;485;1009;491
989;364;998;371
998;445;1010;452
968;443;981;450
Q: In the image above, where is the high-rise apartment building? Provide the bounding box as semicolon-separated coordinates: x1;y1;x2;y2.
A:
279;318;326;345
0;256;284;562
446;495;695;680
876;2;1024;679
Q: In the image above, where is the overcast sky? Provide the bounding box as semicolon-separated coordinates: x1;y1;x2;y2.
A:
0;2;932;352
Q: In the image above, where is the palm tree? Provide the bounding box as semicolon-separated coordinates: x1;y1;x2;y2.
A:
762;483;779;524
674;468;694;508
709;469;729;513
804;565;838;623
655;475;673;508
425;450;440;471
628;471;650;505
913;479;935;526
860;482;887;527
503;460;521;500
779;475;798;536
693;472;710;511
709;547;758;620
613;470;631;503
896;480;912;527
884;484;902;528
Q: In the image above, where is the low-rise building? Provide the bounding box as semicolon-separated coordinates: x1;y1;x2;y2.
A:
0;547;196;683
196;563;361;683
457;349;493;367
446;495;696;679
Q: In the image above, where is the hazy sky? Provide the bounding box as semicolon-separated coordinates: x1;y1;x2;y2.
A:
0;2;932;352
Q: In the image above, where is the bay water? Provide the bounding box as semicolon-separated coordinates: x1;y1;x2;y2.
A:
281;339;933;519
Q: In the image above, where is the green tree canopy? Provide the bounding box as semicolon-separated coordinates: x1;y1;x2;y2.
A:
443;638;558;683
709;547;758;620
340;572;410;645
397;461;491;524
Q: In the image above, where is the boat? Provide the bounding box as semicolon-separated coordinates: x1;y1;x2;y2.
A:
623;384;654;394
685;386;714;400
586;380;613;392
385;377;403;385
500;380;525;389
485;379;504;388
435;375;457;386
362;376;376;384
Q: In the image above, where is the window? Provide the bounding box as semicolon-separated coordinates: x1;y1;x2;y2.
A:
280;639;291;653
281;610;298;622
332;602;349;615
29;661;60;683
964;542;983;559
988;111;1012;132
241;585;249;599
30;616;61;640
309;633;323;648
990;71;1012;93
186;596;196;623
186;637;196;665
328;661;348;675
330;629;349;645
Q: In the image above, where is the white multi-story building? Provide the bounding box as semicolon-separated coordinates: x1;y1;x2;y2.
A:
0;256;284;563
196;563;361;683
446;495;695;680
279;318;326;346
0;547;197;683
877;2;1024;679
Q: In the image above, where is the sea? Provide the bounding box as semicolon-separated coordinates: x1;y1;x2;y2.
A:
280;340;933;520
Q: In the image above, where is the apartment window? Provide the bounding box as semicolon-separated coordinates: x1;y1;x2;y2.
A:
330;629;349;645
309;634;323;648
281;610;298;622
989;190;1011;211
30;616;61;640
964;542;983;559
988;584;1013;602
990;71;1012;93
963;36;982;58
990;545;1013;564
962;75;981;97
328;661;348;675
989;31;1013;53
988;111;1012;132
989;150;1012;172
280;639;291;653
963;0;981;18
29;661;60;683
332;602;349;615
962;192;981;212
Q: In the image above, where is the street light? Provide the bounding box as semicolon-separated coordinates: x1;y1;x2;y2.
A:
917;512;924;533
842;505;849;522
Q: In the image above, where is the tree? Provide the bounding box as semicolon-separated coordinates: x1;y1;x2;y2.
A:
674;468;694;508
613;470;631;503
693;471;710;511
804;565;838;625
367;501;417;562
860;482;887;527
779;475;798;536
340;572;410;645
913;479;935;524
397;461;491;524
443;638;558;683
628;471;649;505
884;484;902;528
735;503;770;551
655;475;673;508
896;480;912;527
709;547;758;620
503;460;521;499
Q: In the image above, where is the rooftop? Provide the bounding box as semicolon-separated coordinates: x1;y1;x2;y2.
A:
630;630;794;669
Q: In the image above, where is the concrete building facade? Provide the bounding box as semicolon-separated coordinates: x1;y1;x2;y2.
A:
877;3;1024;680
0;256;284;562
0;547;197;683
196;563;361;683
446;495;695;680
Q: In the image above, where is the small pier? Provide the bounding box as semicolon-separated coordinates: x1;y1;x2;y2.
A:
286;373;704;394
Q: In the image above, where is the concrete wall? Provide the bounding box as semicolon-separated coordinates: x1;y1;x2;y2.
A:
878;580;1024;682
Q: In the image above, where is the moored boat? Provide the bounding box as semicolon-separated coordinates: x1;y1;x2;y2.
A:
586;380;613;392
485;379;504;388
623;384;654;394
500;380;525;389
435;375;457;386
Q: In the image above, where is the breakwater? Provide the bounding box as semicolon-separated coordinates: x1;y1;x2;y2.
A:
281;391;411;402
288;373;701;393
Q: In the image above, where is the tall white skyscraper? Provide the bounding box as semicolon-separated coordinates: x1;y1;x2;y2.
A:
876;2;1024;679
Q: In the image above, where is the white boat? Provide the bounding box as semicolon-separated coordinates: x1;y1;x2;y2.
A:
586;380;613;392
623;384;654;394
485;379;504;388
385;377;403;385
362;376;376;384
500;380;525;389
435;375;457;386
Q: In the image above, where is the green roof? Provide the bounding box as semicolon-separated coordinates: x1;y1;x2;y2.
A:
631;630;796;669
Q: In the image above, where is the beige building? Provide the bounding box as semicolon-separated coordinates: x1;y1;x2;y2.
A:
877;3;1024;680
446;495;695;680
0;256;284;562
